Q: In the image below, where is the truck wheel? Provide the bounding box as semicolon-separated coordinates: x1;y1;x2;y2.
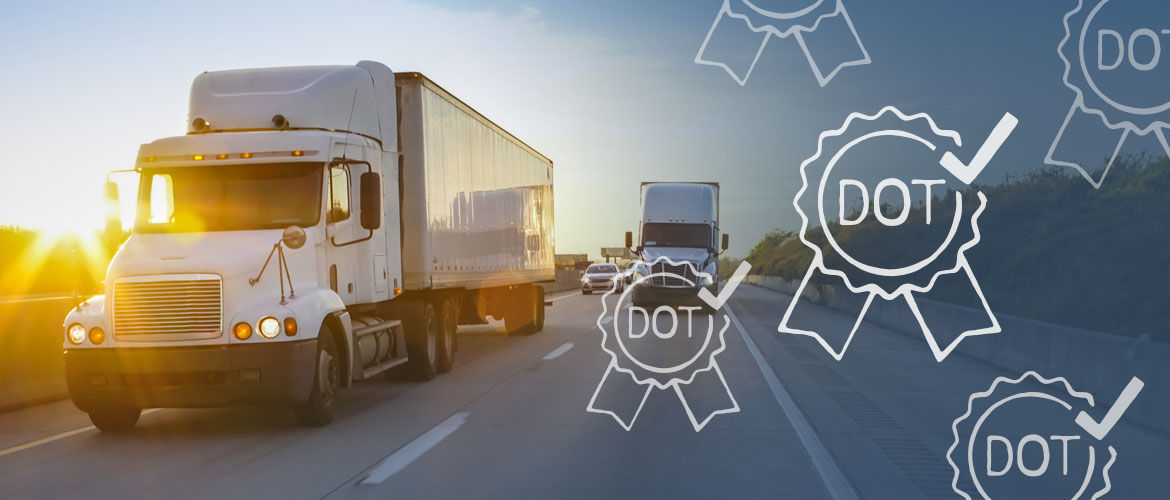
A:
294;330;340;427
505;286;538;335
403;301;439;380
87;403;141;432
534;287;546;333
436;298;457;373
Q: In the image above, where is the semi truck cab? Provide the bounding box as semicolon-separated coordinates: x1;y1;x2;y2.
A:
625;182;728;307
63;61;554;431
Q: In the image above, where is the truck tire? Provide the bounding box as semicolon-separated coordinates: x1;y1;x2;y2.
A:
534;287;546;333
87;403;141;432
402;301;439;380
294;330;340;427
435;298;457;373
505;286;538;335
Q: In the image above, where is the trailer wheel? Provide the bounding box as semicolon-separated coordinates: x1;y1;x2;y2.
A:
402;301;439;380
505;285;539;335
87;403;141;432
534;287;546;333
294;329;340;427
436;298;457;373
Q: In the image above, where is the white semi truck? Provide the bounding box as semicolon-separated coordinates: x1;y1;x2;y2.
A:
63;62;555;430
625;182;727;307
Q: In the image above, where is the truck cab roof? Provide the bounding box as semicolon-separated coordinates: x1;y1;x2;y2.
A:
188;61;397;152
641;182;719;224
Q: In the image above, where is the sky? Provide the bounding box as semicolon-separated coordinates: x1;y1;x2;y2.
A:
0;0;1162;257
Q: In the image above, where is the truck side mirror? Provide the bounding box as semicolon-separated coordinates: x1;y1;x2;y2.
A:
360;172;381;230
721;233;730;251
625;231;633;250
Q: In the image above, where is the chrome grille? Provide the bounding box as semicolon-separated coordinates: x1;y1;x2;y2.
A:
114;277;223;338
651;262;698;288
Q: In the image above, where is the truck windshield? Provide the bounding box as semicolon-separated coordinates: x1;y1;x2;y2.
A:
642;223;712;249
135;163;323;232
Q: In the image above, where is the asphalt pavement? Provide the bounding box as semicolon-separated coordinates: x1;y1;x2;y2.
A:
1;286;1167;499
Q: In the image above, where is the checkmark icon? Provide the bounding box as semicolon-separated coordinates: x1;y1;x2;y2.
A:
697;261;752;310
939;112;1018;185
1075;376;1144;440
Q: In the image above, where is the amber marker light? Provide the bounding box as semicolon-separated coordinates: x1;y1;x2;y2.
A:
241;152;253;159
216;153;229;160
88;327;105;345
291;150;304;157
193;154;205;161
233;322;253;340
284;317;298;336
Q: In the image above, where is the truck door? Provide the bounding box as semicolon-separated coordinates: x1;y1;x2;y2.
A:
326;162;357;303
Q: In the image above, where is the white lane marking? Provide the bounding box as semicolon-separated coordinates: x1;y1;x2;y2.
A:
542;342;574;360
360;412;470;485
0;409;162;459
549;292;579;302
725;305;860;500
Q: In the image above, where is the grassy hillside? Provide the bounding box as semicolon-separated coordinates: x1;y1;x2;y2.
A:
745;155;1170;339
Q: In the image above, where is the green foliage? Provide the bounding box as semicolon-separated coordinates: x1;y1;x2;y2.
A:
0;226;124;296
744;156;1170;339
717;256;742;280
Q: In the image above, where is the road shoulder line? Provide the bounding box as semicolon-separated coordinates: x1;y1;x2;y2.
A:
725;304;860;500
0;409;161;459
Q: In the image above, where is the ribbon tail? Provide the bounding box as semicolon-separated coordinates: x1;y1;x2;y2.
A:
673;363;739;432
792;0;870;87
1046;103;1130;188
779;262;873;360
695;0;771;86
587;361;652;431
905;258;1000;362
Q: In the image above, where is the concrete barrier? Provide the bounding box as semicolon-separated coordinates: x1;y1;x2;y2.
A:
541;269;584;294
0;295;73;412
745;275;1170;432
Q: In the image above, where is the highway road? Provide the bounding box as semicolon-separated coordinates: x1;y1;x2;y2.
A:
1;285;1167;499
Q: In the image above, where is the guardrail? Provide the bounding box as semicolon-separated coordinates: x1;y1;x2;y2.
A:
745;275;1170;433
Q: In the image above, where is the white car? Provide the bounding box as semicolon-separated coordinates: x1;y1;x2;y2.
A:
581;263;622;294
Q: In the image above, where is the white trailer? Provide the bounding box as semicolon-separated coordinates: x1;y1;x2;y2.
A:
62;62;554;430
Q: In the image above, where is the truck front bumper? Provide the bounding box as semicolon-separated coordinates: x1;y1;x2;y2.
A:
630;283;716;308
65;340;317;411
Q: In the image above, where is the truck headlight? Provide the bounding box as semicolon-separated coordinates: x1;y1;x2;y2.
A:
258;316;281;338
67;323;86;345
700;274;714;286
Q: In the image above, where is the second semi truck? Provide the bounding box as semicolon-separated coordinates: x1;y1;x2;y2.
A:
625;182;727;307
64;61;555;430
